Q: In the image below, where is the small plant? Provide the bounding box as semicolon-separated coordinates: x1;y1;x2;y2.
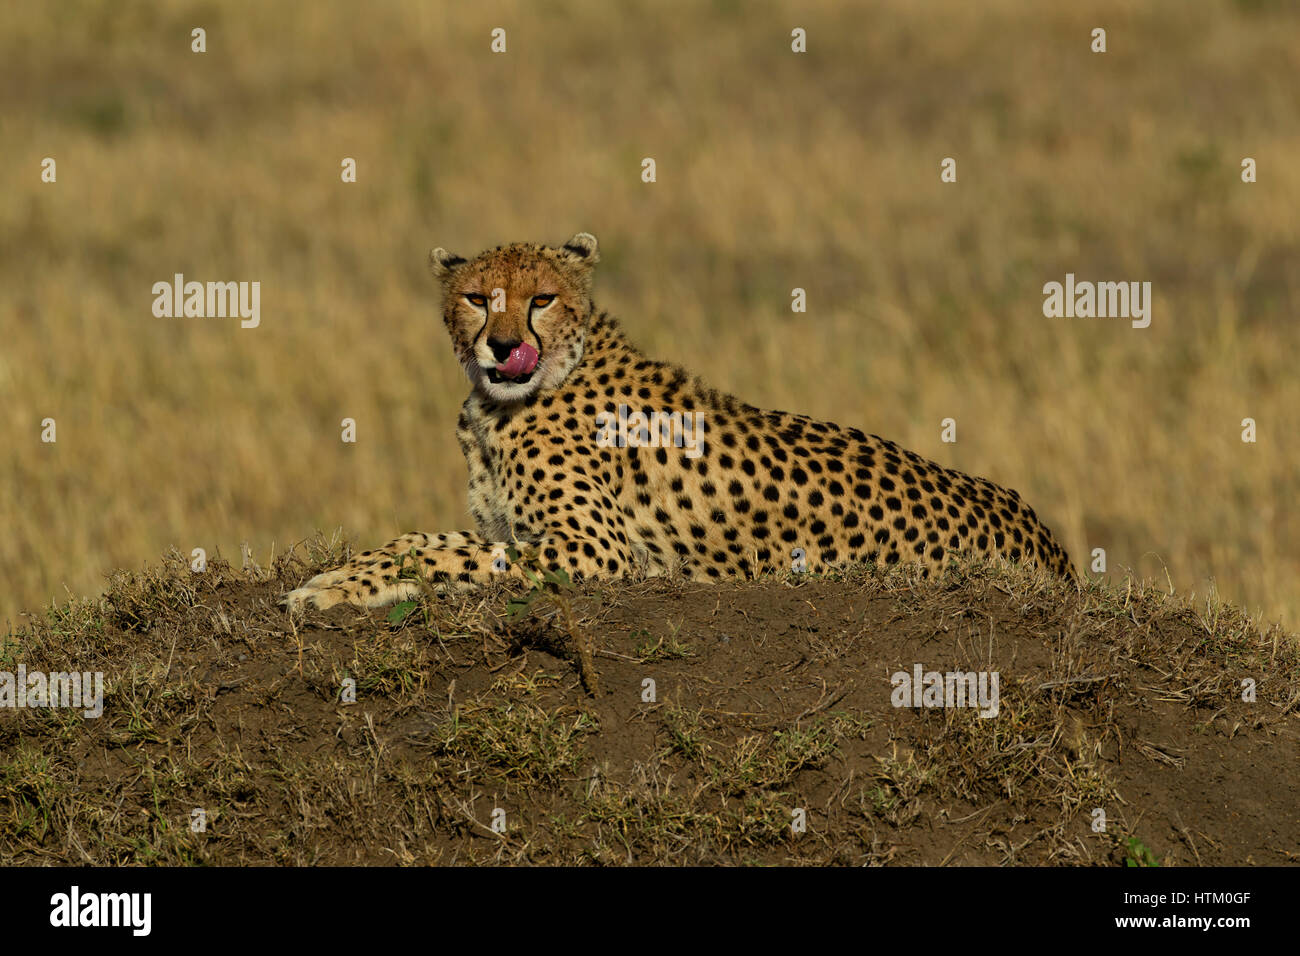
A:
634;623;693;662
661;705;707;761
384;550;428;626
1124;836;1160;867
503;546;600;696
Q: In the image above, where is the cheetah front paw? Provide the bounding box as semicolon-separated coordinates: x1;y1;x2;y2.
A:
281;573;349;612
282;565;424;612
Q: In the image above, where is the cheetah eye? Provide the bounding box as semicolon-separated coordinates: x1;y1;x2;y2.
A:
464;294;487;308
531;294;556;309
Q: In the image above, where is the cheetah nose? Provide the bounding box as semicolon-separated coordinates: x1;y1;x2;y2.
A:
488;337;521;363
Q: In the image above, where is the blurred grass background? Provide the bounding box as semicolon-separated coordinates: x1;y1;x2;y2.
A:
2;0;1297;628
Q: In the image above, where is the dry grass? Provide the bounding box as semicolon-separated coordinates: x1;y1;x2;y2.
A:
2;0;1298;628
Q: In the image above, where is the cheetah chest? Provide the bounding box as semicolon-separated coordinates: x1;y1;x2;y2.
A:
457;408;518;543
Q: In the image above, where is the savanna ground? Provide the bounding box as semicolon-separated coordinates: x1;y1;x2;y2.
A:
1;544;1296;865
2;0;1299;866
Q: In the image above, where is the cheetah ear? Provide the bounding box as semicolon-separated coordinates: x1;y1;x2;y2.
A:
560;232;599;267
429;247;467;281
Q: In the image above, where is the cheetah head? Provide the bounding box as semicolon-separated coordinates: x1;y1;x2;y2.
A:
430;232;599;403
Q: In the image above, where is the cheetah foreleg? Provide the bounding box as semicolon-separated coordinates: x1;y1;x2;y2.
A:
283;528;632;611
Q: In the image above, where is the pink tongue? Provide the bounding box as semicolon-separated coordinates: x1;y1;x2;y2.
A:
497;342;539;378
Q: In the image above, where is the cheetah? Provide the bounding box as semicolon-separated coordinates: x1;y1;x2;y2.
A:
285;232;1073;610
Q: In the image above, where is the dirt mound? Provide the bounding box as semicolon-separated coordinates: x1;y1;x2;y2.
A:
2;544;1296;865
